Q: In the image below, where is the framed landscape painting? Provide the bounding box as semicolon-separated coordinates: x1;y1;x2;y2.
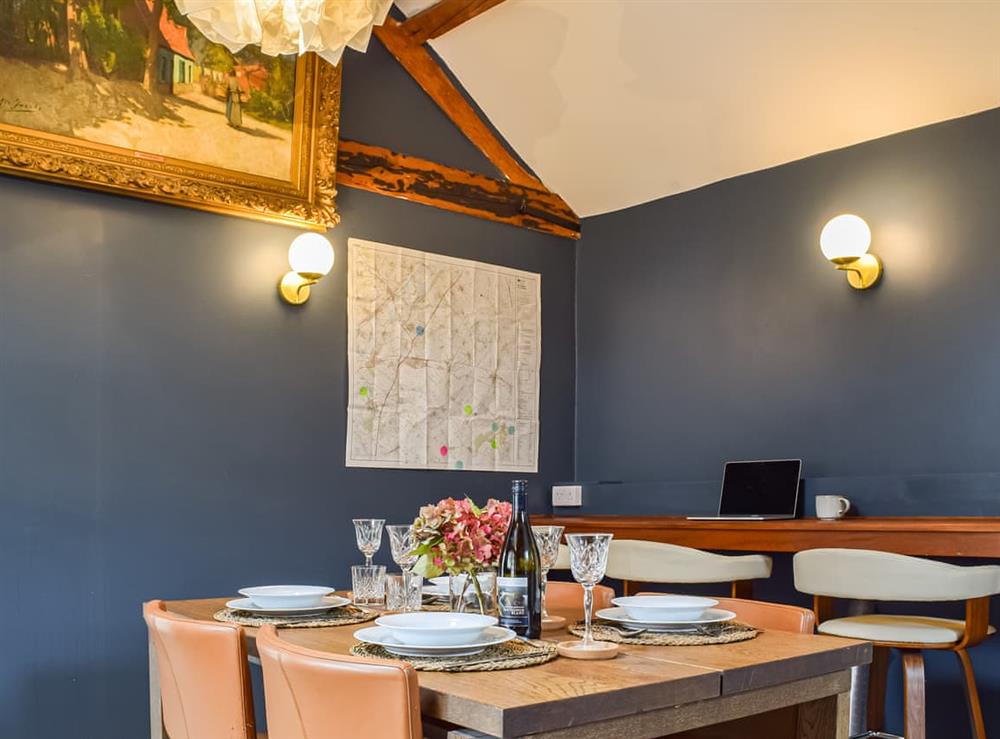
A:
0;0;340;229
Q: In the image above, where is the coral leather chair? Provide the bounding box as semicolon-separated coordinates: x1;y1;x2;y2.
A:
143;600;258;739
546;581;615;613
794;548;1000;739
257;624;422;739
608;539;772;598
637;592;815;634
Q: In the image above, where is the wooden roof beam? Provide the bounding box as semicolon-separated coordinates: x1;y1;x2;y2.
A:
374;16;543;190
337;139;581;239
401;0;508;44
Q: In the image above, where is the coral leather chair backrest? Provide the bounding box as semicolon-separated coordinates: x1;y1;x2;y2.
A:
257;624;422;739
547;582;615;613
637;592;815;634
142;600;256;739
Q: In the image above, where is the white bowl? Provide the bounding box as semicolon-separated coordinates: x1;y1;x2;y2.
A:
611;595;718;622
375;612;497;647
238;585;334;609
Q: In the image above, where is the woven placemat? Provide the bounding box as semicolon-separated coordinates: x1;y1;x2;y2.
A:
214;605;378;629
569;620;757;646
350;639;558;672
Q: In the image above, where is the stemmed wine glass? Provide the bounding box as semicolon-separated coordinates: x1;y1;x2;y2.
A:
562;533;616;657
386;524;418;572
353;519;385;566
531;525;565;626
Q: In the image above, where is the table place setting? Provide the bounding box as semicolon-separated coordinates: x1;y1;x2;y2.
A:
577;595;758;646
351;611;558;671
214;585;378;628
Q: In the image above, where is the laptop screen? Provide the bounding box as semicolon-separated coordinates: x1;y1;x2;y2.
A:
718;460;801;515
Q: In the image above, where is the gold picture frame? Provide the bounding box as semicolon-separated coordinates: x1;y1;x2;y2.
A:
0;53;339;231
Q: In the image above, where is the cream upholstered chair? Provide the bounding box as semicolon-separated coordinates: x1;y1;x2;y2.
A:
606;539;772;598
794;548;1000;739
554;543;570;570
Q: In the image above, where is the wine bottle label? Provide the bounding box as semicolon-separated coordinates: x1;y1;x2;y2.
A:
497;576;529;622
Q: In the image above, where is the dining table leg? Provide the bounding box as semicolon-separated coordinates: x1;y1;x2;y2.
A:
148;636;163;739
796;687;851;738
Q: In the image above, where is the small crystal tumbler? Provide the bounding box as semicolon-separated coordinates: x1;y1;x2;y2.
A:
386;571;423;612
351;564;386;606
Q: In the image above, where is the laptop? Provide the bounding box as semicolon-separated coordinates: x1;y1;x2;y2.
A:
686;459;802;521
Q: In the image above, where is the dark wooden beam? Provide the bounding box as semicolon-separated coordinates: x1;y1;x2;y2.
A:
336;139;580;239
373;16;542;190
402;0;507;44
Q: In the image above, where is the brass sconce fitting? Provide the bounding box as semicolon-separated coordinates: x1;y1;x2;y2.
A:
820;214;883;289
279;233;335;305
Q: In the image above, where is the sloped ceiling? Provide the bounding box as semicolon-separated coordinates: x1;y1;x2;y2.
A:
394;0;1000;217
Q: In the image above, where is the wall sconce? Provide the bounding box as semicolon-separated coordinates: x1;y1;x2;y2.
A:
278;233;335;305
819;214;882;289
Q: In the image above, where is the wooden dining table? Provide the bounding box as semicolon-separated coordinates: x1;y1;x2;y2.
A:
153;597;870;739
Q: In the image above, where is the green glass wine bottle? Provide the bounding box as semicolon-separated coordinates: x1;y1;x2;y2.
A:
496;480;542;638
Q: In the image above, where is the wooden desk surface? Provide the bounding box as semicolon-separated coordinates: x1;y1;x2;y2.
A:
163;598;869;738
533;515;1000;557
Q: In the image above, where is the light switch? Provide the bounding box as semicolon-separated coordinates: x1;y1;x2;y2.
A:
552;485;583;507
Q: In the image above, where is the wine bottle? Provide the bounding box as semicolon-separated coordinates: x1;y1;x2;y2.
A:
496;479;542;638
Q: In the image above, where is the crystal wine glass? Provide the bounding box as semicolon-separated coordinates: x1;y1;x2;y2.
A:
531;525;565;622
386;524;418;572
353;518;385;566
566;533;614;649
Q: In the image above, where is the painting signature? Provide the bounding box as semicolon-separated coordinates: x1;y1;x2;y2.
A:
0;96;40;114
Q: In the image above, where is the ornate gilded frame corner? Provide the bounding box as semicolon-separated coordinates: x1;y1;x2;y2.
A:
0;55;340;231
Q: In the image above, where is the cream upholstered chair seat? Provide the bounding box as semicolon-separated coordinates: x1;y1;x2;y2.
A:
818;614;997;645
606;539;771;584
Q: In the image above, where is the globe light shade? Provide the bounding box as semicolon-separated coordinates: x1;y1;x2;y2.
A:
819;214;872;263
288;233;335;278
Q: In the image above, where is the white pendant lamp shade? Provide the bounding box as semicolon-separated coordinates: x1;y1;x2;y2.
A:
174;0;394;66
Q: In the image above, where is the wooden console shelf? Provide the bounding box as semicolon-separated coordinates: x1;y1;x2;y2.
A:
533;516;1000;558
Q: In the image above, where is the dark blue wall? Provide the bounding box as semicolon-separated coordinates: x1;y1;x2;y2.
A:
575;107;1000;736
0;43;575;739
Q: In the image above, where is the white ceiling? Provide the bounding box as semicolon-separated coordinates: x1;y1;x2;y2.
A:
395;0;1000;217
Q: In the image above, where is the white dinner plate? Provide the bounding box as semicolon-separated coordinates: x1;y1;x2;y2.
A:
226;595;351;615
422;584;450;597
596;607;736;631
354;625;516;657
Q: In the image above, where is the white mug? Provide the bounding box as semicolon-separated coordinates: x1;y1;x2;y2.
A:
816;495;851;520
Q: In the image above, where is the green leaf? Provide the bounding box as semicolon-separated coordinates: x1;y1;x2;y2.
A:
413;554;442;579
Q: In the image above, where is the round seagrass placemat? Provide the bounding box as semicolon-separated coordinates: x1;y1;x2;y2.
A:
569;620;757;646
214;605;378;629
350;639;558;672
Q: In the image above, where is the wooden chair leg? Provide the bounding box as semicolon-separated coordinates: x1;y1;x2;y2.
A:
955;649;987;739
622;580;632;596
866;646;889;732
730;580;753;599
901;650;926;739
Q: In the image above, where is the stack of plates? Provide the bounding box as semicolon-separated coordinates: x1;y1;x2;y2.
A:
228;585;349;616
597;595;736;632
355;612;515;657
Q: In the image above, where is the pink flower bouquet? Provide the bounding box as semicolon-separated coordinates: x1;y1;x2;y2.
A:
411;496;512;610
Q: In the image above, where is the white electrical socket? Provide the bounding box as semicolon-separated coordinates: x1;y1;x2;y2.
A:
552;484;583;507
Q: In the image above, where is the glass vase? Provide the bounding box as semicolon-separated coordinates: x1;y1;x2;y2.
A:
448;571;496;614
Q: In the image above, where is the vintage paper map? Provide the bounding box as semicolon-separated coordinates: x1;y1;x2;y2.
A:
346;239;540;472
